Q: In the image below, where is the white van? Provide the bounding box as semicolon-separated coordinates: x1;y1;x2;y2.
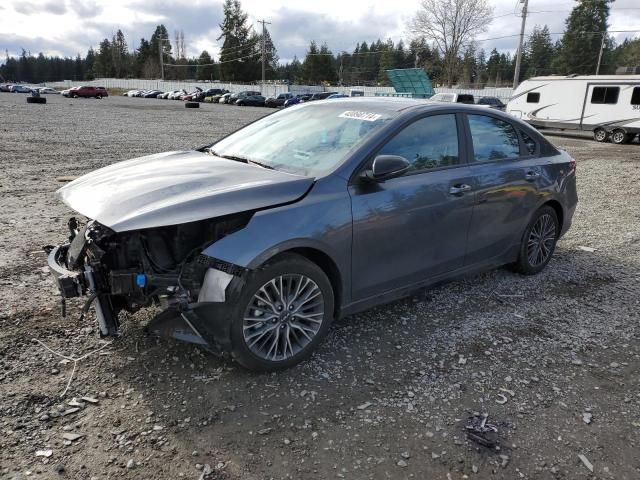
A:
507;75;640;144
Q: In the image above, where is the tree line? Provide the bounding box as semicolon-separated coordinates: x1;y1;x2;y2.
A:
1;0;639;87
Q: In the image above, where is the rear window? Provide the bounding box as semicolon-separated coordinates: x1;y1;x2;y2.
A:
631;87;640;106
526;92;540;103
591;87;619;104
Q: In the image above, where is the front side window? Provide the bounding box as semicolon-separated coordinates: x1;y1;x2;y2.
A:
468;114;520;162
631;87;640;105
378;114;460;172
591;87;619;104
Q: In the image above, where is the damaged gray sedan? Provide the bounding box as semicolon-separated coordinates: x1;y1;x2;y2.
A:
47;99;577;370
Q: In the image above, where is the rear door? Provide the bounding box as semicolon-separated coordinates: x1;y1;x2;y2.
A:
463;113;547;265
349;112;475;300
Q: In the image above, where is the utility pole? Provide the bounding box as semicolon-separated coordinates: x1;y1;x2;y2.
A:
512;0;529;89
258;19;271;86
596;32;606;75
158;35;169;81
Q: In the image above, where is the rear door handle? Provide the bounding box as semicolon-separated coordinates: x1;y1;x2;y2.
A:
525;170;540;181
449;184;472;196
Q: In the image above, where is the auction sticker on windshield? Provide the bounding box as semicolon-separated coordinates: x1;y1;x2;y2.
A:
339;111;382;122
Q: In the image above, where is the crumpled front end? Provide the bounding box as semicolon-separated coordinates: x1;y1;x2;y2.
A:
46;215;251;349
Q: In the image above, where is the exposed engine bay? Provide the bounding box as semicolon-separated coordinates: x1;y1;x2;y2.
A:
47;214;251;339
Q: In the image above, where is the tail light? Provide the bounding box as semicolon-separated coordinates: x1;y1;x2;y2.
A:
569;158;576;172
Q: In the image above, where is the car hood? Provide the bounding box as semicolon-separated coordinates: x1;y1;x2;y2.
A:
57;151;314;232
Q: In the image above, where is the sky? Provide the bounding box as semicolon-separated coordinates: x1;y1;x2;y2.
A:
1;0;639;63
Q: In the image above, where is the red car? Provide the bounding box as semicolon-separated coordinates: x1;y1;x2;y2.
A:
68;86;108;98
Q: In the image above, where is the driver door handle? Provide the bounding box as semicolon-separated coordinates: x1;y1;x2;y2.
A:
525;170;541;181
449;184;472;196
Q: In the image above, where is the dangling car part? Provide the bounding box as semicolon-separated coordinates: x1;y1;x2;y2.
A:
47;99;577;370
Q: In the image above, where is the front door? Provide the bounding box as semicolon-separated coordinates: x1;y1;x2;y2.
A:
349;113;474;301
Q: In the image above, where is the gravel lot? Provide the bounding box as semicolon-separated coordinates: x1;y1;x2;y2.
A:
1;93;639;480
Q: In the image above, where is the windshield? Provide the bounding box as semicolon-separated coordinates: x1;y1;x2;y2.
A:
211;103;396;176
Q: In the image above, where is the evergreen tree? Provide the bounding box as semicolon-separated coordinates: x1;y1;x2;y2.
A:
556;0;613;74
95;38;114;77
111;29;128;78
525;25;555;77
196;50;215;80
217;0;257;81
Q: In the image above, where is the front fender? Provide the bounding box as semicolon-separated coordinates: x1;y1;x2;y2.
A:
200;176;353;303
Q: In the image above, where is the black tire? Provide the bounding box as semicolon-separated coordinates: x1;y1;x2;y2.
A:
512;206;559;275
72;94;78;99
229;253;335;371
593;127;607;142
26;97;46;104
185;102;199;109
611;129;629;144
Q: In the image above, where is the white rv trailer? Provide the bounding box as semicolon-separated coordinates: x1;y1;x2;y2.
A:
506;75;640;144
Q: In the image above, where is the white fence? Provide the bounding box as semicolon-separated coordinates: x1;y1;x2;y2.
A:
44;78;514;101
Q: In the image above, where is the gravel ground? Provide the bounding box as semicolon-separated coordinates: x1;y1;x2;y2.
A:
1;93;639;480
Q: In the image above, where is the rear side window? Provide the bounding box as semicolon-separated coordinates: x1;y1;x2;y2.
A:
526;92;540;103
591;87;619;104
467;115;520;162
457;94;474;104
379;114;460;172
520;130;538;155
631;87;640;105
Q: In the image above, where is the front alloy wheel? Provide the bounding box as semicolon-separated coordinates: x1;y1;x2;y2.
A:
230;253;334;371
243;275;324;361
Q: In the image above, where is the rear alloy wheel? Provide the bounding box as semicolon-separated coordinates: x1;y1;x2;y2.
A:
513;206;559;275
230;253;334;371
593;127;607;142
611;129;629;145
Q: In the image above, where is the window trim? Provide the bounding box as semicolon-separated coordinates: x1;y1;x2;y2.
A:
462;112;524;165
351;111;468;181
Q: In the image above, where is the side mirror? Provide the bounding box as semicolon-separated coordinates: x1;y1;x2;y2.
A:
363;155;411;182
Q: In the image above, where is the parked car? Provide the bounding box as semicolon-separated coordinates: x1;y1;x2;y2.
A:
69;86;108;98
47;99;577;371
61;89;72;97
265;93;295;108
429;92;475;104
0;84;11;92
236;94;266;107
143;90;163;98
326;93;349;99
36;87;61;94
284;94;312;108
194;88;228;102
209;93;225;103
477;96;505;110
228;90;261;105
10;85;32;93
309;92;338;101
219;92;232;104
168;90;186;100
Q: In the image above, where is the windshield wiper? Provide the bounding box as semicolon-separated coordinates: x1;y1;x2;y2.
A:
247;160;275;170
209;150;274;170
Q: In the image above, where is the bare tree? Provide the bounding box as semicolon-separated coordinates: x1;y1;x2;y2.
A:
410;0;493;86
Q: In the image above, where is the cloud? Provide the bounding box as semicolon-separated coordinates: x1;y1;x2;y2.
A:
73;1;104;19
13;0;66;16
